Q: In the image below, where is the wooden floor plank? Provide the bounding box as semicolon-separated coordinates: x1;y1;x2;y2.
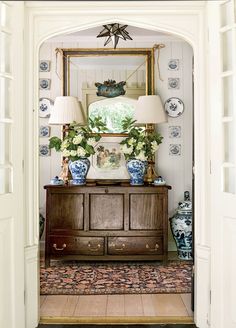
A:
141;294;156;316
181;293;193;317
152;294;189;316
40;295;69;317
40;295;46;308
74;295;107;316
61;296;79;317
40;293;192;319
124;295;143;316
106;295;125;316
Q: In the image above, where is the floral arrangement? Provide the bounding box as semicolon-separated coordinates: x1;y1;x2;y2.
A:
120;117;163;161
49;117;107;161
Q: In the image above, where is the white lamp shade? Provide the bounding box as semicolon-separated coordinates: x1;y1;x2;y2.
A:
135;95;167;124
49;96;85;125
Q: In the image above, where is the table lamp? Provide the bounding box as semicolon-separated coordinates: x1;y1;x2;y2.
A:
135;95;167;183
49;96;85;183
49;96;85;126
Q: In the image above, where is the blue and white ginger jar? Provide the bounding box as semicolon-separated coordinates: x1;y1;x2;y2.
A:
126;159;147;186
169;191;193;260
69;158;90;185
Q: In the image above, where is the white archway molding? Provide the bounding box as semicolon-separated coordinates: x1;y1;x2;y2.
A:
24;2;210;328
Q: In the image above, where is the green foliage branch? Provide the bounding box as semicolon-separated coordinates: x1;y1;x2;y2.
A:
49;116;107;161
120;117;163;161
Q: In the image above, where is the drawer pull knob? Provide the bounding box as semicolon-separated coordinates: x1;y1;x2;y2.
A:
88;242;101;251
53;243;66;251
111;242;126;251
146;243;159;251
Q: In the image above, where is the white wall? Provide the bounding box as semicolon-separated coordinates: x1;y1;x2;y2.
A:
39;35;193;250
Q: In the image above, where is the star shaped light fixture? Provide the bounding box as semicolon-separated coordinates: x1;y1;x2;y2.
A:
97;24;133;49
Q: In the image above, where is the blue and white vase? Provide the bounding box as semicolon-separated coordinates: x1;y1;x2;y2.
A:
69;158;90;185
126;159;147;186
169;191;193;260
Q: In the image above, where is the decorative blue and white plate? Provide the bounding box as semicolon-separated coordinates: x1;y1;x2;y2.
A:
39;78;51;90
39;144;51;157
39;98;54;118
39;125;50;137
168;59;179;71
164;97;184;117
39;60;50;72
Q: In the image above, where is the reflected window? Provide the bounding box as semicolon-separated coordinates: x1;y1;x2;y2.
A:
88;96;137;133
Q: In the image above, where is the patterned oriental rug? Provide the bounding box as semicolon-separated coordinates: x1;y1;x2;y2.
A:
40;261;192;295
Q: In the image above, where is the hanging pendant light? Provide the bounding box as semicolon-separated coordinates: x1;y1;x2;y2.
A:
97;23;133;49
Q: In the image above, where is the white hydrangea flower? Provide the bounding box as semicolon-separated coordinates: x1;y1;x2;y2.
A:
151;141;159;152
120;144;133;155
73;134;83;145
127;138;135;146
62;149;71;157
61;140;69;151
136;142;144;150
87;138;97;147
70;150;77;157
136;151;147;161
77;146;86;157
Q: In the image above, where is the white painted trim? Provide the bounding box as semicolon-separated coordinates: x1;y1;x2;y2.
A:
195;245;211;328
46;35;185;43
24;246;39;328
24;2;210;327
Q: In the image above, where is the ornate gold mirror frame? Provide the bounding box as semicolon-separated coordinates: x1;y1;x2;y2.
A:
57;47;155;137
60;48;155;99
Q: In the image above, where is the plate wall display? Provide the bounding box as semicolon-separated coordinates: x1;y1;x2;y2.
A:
39;144;51;157
168;78;180;89
39;60;51;72
169;144;181;156
169;126;181;138
39;125;50;137
164;97;184;117
168;59;179;71
39;78;51;90
39;98;53;118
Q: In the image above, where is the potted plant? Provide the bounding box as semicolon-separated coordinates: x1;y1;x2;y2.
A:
120;117;163;185
49;117;106;185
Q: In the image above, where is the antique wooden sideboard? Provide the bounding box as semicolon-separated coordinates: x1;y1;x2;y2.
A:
44;184;171;267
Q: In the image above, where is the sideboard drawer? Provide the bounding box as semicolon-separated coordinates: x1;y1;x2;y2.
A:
108;236;163;255
49;236;104;255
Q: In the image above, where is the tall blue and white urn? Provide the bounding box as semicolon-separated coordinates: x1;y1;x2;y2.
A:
69;158;90;185
126;159;147;186
169;191;193;260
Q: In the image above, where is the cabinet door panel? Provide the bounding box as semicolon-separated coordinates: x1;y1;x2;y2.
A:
49;193;84;230
130;194;163;230
90;194;124;230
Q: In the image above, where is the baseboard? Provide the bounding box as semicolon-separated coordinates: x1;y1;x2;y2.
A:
168;241;177;252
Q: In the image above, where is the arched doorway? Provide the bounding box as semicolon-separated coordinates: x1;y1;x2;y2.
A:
24;3;209;327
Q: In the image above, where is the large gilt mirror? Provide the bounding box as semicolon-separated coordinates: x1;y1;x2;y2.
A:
61;48;155;134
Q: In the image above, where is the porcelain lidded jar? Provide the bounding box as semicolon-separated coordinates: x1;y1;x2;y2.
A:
69;158;90;185
126;159;147;186
169;191;193;260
